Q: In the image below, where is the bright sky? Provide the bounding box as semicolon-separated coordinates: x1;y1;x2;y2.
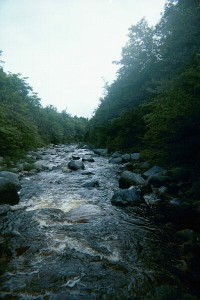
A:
0;0;166;118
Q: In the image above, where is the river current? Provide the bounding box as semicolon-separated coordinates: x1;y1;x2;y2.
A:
0;145;180;299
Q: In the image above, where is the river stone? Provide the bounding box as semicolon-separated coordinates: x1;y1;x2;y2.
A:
82;155;95;162
33;160;48;171
131;153;140;160
121;154;131;162
93;148;108;156
143;166;167;178
146;174;171;187
111;187;142;207
0;177;20;205
0;171;21;190
109;157;123;164
119;171;145;188
68;160;85;170
111;151;122;158
82;179;99;188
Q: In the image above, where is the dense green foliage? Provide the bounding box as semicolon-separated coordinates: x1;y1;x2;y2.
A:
0;57;88;158
87;0;200;167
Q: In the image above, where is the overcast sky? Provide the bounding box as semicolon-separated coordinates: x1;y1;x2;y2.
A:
0;0;166;118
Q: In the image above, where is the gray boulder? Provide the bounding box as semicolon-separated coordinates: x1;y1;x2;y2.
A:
119;171;145;189
0;177;20;205
121;154;131;163
147;174;171;187
33;160;48;171
109;157;123;164
143;166;167;178
111;151;122;158
111;187;142;207
93;148;108;156
0;171;20;190
68;160;85;171
131;153;140;160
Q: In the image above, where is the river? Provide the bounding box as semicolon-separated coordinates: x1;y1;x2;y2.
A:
0;145;188;299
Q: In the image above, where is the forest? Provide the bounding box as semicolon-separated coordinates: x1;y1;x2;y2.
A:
0;57;88;159
0;0;200;171
87;0;200;172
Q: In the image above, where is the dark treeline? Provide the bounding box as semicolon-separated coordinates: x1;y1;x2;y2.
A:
87;0;200;169
0;55;88;159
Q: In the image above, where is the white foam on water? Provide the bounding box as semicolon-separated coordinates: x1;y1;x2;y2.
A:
49;235;120;262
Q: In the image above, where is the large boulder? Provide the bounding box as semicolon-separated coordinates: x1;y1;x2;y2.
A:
33;160;48;171
146;174;171;187
0;171;20;190
121;154;131;163
0;171;21;205
109;157;123;164
119;171;145;189
131;153;140;160
93;148;108;156
143;166;167;178
68;160;85;171
111;151;122;158
111;187;142;207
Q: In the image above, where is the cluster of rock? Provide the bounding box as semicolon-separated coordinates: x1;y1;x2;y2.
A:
0;145;99;206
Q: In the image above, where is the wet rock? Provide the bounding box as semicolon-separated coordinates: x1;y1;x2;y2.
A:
143;193;162;206
0;171;21;205
109;157;123;164
169;198;182;206
121;154;131;163
119;171;145;188
93;148;108;156
111;151;122;158
72;155;80;160
0;171;20;190
143;166;167;178
111;187;142;207
82;155;95;162
131;153;140;160
147;174;171;187
33;160;49;171
0;177;20;205
68;160;85;171
82;179;99;188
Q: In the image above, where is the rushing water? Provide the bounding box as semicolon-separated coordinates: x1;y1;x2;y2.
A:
0;145;184;299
